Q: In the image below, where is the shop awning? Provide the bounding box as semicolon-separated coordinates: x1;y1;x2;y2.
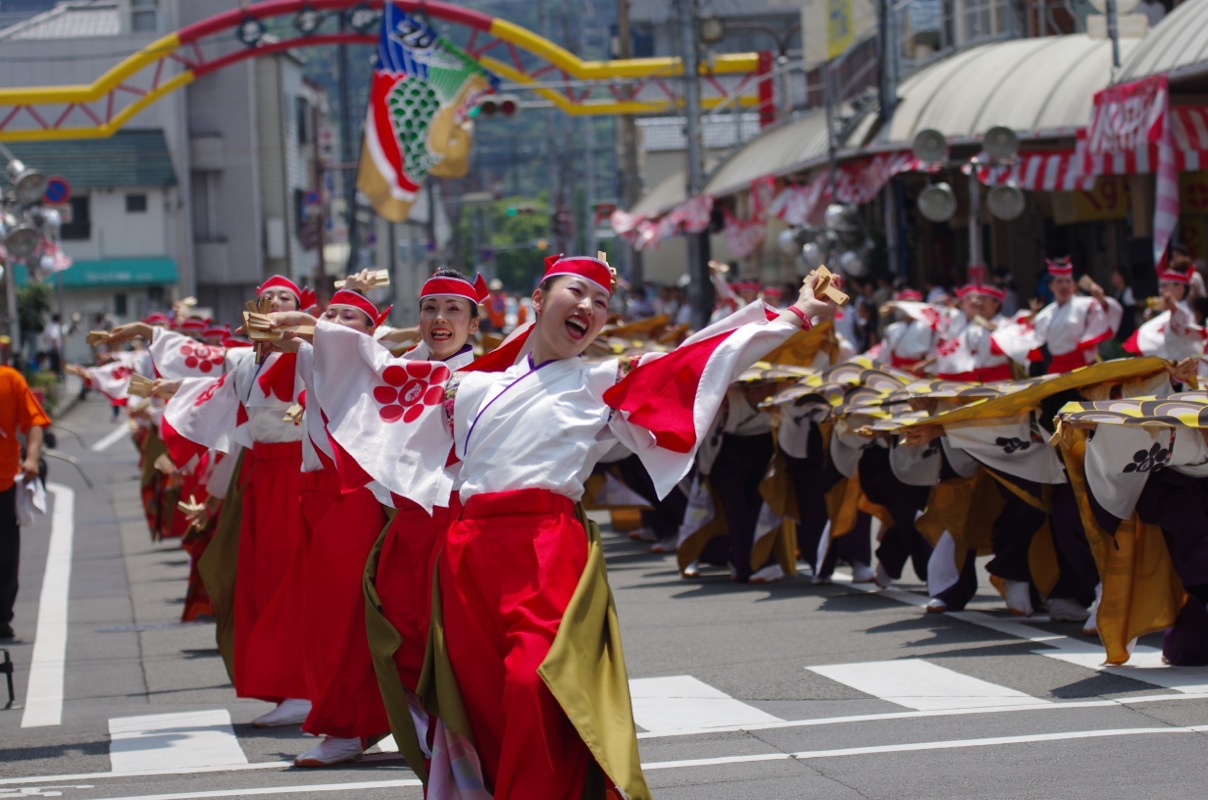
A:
873;34;1142;148
1116;0;1208;83
18;257;178;288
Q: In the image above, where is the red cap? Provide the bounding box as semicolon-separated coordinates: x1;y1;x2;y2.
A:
326;289;392;328
143;312;170;327
202;325;230;340
894;289;923;302
180;318;208;333
1046;256;1073;277
420;272;490;304
541;254;614;295
257;274;317;309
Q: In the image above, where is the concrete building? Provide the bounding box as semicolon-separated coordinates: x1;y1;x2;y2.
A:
0;0;336;359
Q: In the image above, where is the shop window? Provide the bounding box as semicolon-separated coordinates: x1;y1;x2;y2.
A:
131;0;157;32
61;197;91;240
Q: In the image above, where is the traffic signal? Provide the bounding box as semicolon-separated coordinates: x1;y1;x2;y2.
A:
474;94;519;117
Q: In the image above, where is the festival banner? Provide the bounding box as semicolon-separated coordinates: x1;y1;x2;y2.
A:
357;3;497;222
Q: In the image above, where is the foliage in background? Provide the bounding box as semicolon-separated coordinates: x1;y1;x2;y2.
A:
26;369;60;416
17;282;51;342
451;197;554;291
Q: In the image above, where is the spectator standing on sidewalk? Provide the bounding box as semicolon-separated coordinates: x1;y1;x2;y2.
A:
0;354;52;640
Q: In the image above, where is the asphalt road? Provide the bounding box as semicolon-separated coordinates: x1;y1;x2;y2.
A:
3;390;1208;799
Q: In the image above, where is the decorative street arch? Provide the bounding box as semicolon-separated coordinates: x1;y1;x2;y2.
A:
0;0;769;142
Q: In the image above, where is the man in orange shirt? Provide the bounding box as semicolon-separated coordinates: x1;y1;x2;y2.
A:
0;359;51;640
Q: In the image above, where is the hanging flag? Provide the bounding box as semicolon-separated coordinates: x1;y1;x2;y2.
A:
357;3;497;222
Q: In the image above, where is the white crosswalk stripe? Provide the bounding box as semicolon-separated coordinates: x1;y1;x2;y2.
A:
628;675;783;733
109;710;248;773
808;658;1046;711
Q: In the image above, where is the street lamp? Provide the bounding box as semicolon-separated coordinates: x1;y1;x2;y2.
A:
910;126;1025;278
697;16;802;123
0;143;55;358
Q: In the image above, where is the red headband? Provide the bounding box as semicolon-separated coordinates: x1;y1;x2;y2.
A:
420;273;489;304
1046;257;1073;277
180;318;208;332
954;284;981;299
1157;269;1191;285
202;326;230;339
762;287;783;298
541;254;614;295
976;285;1005;301
327;289;392;328
257;274;317;309
143;313;170;326
895;289;923;302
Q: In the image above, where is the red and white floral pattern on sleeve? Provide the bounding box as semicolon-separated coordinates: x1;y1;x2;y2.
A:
150;327;229;379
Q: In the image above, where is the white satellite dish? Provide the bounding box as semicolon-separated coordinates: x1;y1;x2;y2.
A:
777;228;800;255
911;128;948;164
983;125;1020;161
801;241;825;269
987;184;1026;220
918;183;956;223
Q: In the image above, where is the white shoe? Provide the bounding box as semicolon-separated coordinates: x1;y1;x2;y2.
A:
627;527;658;542
925;597;947;614
1047;597;1090;623
682;560;701;579
1003;580;1033;617
874;563;893;590
251;698;311;728
1082;584;1102;637
850;562;875;583
649;536;677;554
294;735;365;767
749;563;785;584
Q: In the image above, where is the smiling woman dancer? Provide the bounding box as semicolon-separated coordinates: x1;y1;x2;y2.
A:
311;255;837;799
157;276;312;728
274;284;395;767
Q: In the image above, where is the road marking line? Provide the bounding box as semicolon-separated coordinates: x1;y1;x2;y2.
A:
91;425;131;452
644;724;1208;769
807;658;1047;711
66;727;1208;797
628;675;782;733
21;483;74;728
109;710;248;773
831;570;1208;694
65;779;424;800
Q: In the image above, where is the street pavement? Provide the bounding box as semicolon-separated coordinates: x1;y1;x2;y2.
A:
4;391;1208;799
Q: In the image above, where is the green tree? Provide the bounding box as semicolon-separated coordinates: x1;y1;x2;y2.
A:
17;282;51;343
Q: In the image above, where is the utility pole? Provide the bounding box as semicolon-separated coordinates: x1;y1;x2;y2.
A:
616;0;644;284
338;11;358;274
675;0;713;328
310;103;327;300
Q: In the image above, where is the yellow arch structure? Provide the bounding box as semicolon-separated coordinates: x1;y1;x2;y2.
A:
0;0;770;141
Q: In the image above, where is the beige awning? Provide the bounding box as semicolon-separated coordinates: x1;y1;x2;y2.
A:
703;107;840;198
1117;0;1208;83
628;169;689;218
872;34;1142;147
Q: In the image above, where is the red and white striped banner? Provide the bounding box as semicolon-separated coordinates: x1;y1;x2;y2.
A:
972;151;1097;192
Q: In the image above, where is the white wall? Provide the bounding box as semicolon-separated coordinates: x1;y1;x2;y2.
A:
60;188;171;260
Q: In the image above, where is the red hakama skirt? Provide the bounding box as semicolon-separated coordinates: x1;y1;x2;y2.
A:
297;467;389;738
232;440;309;702
439;488;592;800
375;500;456;693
